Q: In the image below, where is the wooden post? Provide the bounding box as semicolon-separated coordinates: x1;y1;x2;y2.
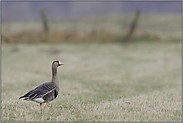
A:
122;9;141;42
40;9;49;33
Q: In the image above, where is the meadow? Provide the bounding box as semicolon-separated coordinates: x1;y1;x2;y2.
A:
1;42;182;122
1;13;182;122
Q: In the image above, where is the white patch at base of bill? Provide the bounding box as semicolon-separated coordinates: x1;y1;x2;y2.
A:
59;61;62;65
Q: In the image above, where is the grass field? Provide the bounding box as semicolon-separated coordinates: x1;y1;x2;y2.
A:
1;42;182;122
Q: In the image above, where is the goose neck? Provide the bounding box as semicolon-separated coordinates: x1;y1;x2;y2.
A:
52;67;59;83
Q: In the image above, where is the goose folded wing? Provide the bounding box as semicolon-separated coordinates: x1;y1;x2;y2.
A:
20;82;56;100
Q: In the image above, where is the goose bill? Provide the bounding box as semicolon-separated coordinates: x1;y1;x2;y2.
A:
59;61;64;65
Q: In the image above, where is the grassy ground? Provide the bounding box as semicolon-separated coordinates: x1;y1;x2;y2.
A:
1;42;182;122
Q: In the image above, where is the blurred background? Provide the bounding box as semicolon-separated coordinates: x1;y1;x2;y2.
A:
1;1;182;43
1;1;182;122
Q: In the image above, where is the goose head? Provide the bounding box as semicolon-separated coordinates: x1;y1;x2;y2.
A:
52;60;64;68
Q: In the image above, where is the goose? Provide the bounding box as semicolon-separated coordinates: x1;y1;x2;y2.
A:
19;60;64;107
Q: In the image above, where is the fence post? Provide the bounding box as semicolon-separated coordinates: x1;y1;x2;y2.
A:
40;9;49;33
122;9;141;42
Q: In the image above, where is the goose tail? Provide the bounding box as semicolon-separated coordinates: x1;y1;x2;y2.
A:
19;96;29;101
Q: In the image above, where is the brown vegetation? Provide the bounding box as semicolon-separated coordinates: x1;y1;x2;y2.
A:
2;13;181;44
2;29;167;44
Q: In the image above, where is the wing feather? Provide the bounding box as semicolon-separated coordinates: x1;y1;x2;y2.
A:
19;82;56;100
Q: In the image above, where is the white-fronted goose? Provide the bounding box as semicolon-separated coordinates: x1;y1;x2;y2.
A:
19;60;64;107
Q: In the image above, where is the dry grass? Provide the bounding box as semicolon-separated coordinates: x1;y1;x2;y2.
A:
1;42;182;122
2;14;181;43
1;29;123;43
